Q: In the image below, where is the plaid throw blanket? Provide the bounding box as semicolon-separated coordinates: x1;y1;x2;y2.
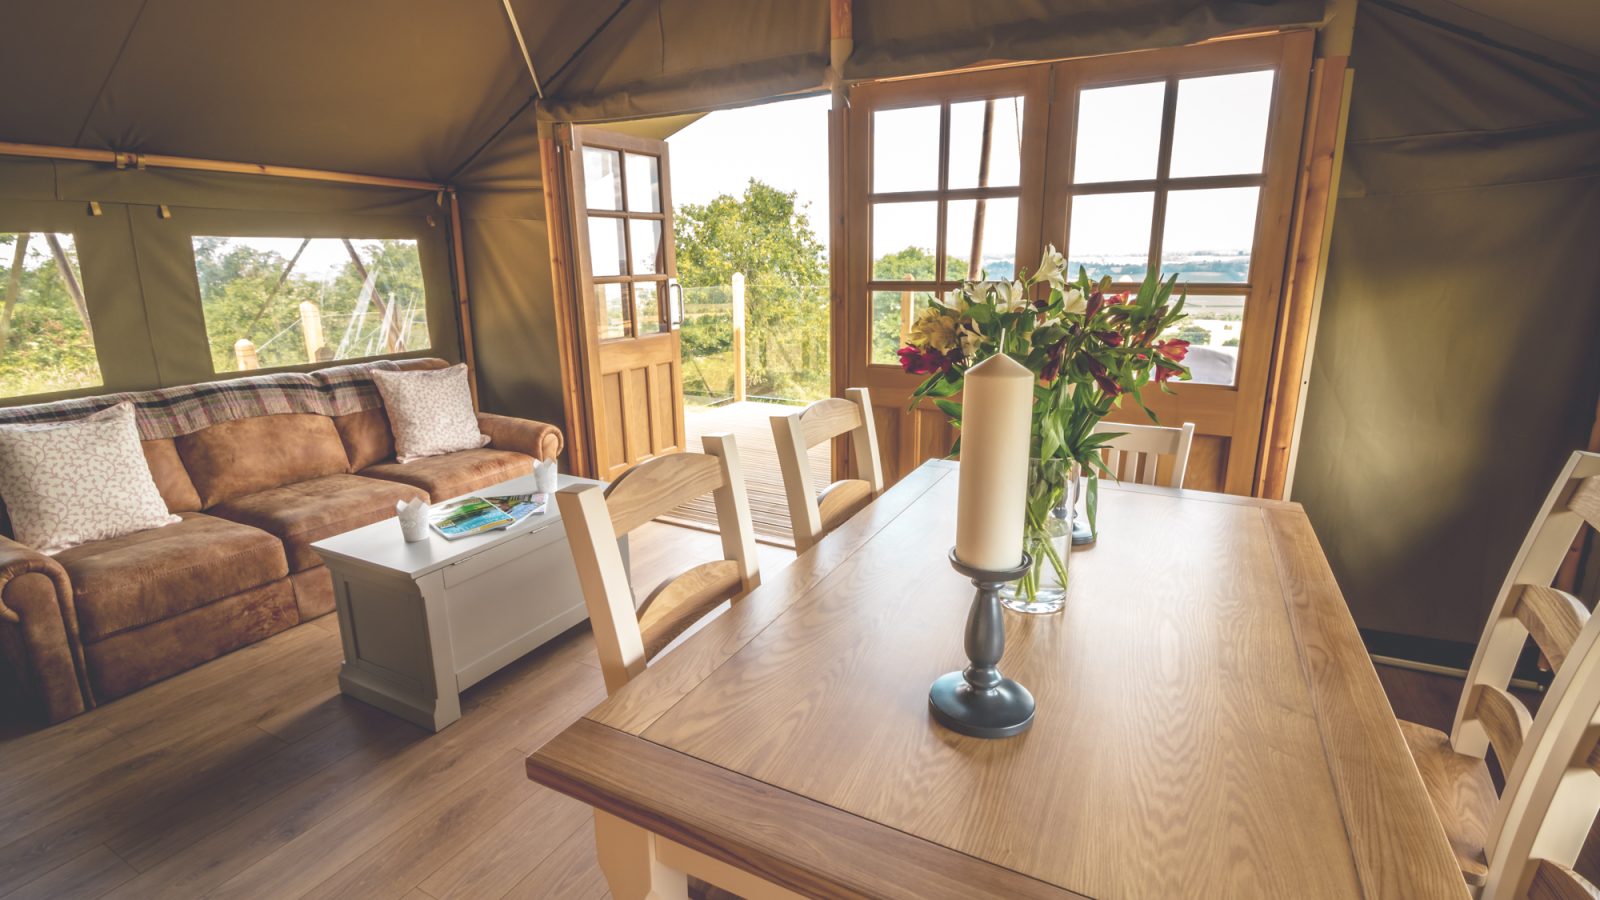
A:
0;359;424;440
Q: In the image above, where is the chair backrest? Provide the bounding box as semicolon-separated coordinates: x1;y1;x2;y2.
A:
557;433;760;695
1092;421;1196;488
1444;451;1600;899
771;387;885;552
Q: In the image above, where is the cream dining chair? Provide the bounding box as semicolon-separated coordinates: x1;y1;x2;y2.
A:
1398;450;1600;892
1092;420;1196;488
557;435;802;900
771;387;885;552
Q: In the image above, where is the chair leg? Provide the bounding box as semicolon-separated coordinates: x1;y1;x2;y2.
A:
594;809;690;900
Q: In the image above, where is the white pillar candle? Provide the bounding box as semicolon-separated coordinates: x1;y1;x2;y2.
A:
954;352;1033;570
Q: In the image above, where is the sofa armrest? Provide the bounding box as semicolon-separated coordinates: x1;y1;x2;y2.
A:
477;412;563;462
0;536;91;721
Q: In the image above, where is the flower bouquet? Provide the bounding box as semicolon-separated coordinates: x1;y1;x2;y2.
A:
899;246;1191;610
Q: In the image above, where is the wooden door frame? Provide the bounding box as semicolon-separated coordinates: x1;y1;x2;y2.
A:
541;124;593;477
1039;30;1314;494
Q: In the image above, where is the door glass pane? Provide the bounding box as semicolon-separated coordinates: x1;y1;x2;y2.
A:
630;219;663;275
1161;187;1259;284
583;147;624;211
948;97;1024;190
0;232;102;396
871;289;937;365
873;105;940;193
1066;192;1154;283
944;197;1018;282
871;201;939;281
625;153;662;212
1170;70;1275;178
595;283;627;339
1165;294;1244;386
635;281;663;335
1073;81;1165;184
588;217;626;277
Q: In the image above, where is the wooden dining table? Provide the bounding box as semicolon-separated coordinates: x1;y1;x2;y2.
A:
526;459;1468;899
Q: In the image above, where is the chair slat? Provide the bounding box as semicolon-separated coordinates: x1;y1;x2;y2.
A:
816;479;874;533
637;559;744;660
1516;584;1591;672
1527;859;1600;900
797;397;863;448
1473;683;1534;769
605;452;726;535
1091;421;1194;490
1571;476;1600;532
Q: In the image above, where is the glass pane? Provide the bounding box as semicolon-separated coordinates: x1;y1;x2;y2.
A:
1161;187;1259;283
1065;192;1154;283
193;236;430;374
871;201;939;281
1165;294;1244;386
583;147;623;211
587;217;626;277
629;219;663;275
1073;81;1165;184
944;197;1019;282
1170;70;1275;178
0;232;102;396
595;283;627;339
635;282;663;335
872;105;940;193
948;97;1024;190
871;289;937;366
625;153;662;212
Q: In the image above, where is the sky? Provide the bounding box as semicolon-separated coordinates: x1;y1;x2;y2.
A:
666;94;832;231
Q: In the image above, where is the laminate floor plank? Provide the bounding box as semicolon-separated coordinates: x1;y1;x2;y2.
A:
1;844;135;900
417;787;590;900
504;817;610;900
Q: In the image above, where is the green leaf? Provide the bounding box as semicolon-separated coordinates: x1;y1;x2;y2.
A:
933;398;963;422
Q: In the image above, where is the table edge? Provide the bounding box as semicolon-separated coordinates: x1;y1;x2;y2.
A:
526;718;1086;900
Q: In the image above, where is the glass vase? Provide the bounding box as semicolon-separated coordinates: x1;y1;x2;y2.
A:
1000;458;1076;614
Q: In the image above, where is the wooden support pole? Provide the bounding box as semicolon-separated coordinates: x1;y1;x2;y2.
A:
43;233;91;340
731;272;747;403
0;141;447;192
341;239;405;354
299;300;326;363
1;232;31;356
899;273;915;346
447;189;480;409
967;99;996;280
828;0;854;483
234;338;260;370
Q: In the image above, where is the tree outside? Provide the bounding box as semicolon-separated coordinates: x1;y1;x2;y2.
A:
673;180;829;402
0;233;101;398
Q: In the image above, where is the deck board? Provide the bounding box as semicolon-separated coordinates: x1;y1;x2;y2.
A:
659;401;830;546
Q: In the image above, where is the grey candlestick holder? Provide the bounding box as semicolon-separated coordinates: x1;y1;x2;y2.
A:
929;548;1036;739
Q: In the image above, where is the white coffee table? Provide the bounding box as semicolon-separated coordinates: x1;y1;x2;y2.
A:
311;472;617;731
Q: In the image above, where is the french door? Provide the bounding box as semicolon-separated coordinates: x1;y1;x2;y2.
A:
564;126;686;480
843;31;1314;494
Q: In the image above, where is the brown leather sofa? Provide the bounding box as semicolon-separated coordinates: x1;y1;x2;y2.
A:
0;360;562;723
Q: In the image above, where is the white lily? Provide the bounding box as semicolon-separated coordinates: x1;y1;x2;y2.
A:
935;289;967;312
1036;244;1068;290
1062;286;1088;315
999;279;1030;313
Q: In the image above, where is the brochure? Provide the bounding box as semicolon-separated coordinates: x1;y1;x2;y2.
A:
482;492;548;524
428;496;515;540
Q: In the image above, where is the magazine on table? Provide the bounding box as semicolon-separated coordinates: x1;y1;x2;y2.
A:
427;492;547;540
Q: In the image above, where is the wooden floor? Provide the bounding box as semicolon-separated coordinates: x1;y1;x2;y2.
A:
0;523;791;900
3;521;1596;899
662;401;830;546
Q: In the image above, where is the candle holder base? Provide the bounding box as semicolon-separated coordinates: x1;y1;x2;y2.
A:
929;549;1036;739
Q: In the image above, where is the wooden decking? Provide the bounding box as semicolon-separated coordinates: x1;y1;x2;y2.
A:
661;401;830;546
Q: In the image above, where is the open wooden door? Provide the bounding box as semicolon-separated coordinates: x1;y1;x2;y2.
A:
562;126;686;480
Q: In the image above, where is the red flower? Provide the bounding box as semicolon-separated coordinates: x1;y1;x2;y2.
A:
1155;361;1182;383
898;346;956;376
1154;339;1189;362
1083;356;1122;398
1093;331;1123;347
1085;291;1106;318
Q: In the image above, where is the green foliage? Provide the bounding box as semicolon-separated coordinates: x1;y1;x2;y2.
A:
0;233;101;398
1222;337;1240;347
673;180;828;401
1170;323;1211;346
194;237;427;373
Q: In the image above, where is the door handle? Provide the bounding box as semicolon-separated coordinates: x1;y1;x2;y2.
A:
669;282;684;329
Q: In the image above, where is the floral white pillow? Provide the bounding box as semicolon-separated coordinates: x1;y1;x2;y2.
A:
0;403;180;554
371;364;488;463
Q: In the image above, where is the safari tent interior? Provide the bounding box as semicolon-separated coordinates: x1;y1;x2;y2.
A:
0;0;1597;897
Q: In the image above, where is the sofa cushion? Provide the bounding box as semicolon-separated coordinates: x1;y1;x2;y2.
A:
332;408;396;472
360;448;534;502
209;474;426;572
141;439;203;513
57;512;289;642
176;413;351;508
370;364;488;462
